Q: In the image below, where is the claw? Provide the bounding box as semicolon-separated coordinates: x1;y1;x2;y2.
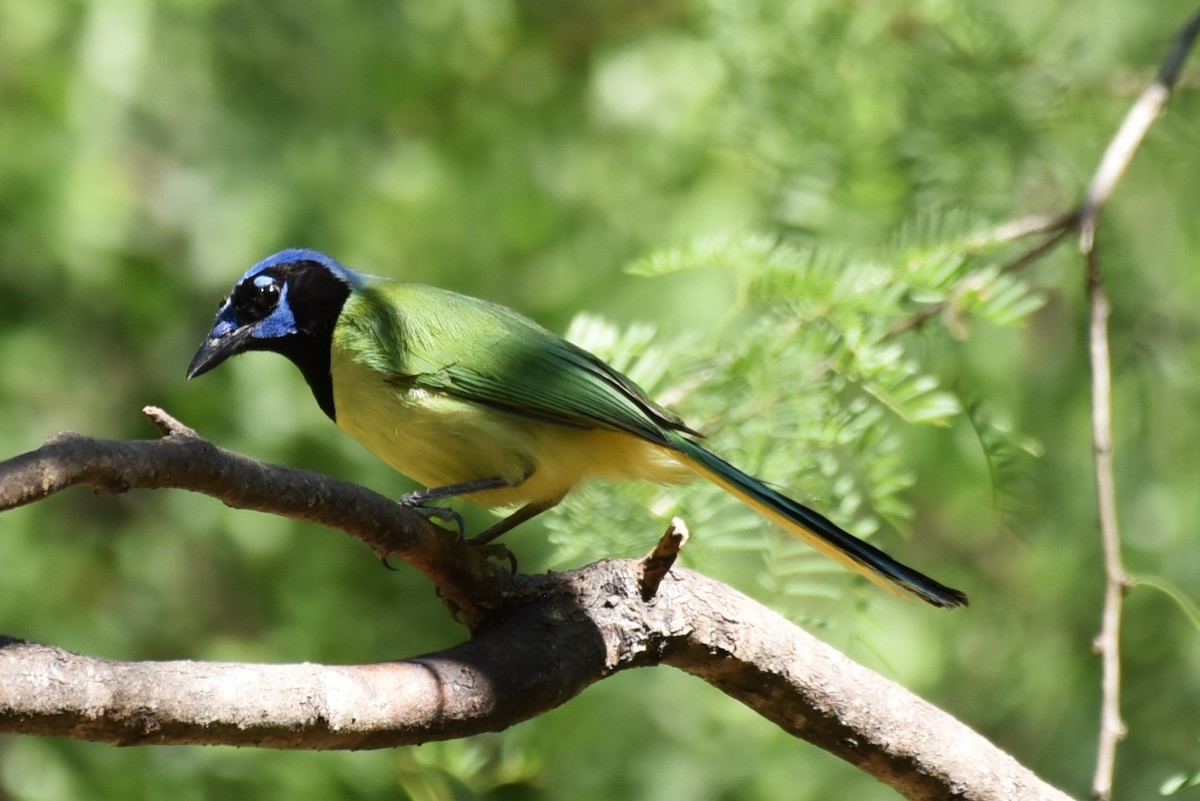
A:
399;495;466;537
469;540;519;576
396;494;518;576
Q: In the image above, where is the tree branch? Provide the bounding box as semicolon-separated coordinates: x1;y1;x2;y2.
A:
0;413;1076;801
1077;11;1200;800
1084;242;1129;801
0;406;509;628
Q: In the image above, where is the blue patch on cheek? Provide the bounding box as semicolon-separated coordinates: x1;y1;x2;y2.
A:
210;301;239;337
212;319;237;337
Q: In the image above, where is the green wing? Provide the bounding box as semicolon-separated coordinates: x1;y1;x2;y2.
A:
340;280;700;447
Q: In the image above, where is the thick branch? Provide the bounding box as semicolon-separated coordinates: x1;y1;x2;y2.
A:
0;407;507;626
0;560;1073;801
0;413;1076;800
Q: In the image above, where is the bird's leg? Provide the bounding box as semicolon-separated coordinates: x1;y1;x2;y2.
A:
471;495;565;545
399;476;514;535
401;476;514;506
400;472;560;575
465;497;565;576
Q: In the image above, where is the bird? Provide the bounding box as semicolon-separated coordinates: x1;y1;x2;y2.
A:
187;248;968;609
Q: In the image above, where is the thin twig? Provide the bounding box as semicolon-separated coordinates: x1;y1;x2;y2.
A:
998;224;1076;276
886;213;1078;338
963;211;1079;251
1084;245;1129;801
1079;10;1200;799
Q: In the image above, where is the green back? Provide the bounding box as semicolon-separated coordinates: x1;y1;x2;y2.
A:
336;280;700;447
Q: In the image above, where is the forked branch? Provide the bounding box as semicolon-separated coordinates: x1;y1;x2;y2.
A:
0;410;1076;801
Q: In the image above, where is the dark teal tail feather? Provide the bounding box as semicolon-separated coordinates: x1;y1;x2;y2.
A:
669;434;968;609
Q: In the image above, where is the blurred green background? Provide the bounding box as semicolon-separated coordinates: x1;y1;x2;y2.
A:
2;1;1200;799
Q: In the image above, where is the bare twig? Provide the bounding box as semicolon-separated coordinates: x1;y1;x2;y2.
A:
638;516;689;599
1077;11;1200;799
997;223;1076;276
1084;245;1129;801
964;211;1080;251
886;212;1078;338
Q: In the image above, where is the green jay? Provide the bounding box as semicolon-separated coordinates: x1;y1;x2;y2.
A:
187;249;967;609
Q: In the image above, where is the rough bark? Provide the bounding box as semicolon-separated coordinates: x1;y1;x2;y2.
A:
0;411;1075;801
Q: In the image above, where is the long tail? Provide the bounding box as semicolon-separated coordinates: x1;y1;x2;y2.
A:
667;433;968;609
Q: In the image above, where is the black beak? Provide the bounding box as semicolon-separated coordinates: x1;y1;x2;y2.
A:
186;324;253;379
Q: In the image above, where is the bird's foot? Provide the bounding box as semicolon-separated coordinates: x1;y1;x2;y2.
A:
399;492;466;536
396;491;519;576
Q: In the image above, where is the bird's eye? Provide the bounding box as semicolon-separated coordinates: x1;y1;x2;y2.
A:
250;283;279;314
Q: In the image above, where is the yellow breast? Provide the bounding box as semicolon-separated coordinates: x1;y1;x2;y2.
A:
330;350;691;509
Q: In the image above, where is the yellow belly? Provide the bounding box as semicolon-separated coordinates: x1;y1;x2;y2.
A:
330;354;691;508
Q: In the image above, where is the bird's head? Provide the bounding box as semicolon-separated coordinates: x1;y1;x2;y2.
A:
187;249;363;420
186;248;359;380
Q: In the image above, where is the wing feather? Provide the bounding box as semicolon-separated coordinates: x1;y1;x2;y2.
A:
343;281;699;446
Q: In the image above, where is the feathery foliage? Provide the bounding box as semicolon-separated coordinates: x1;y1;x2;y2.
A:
548;224;1043;611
